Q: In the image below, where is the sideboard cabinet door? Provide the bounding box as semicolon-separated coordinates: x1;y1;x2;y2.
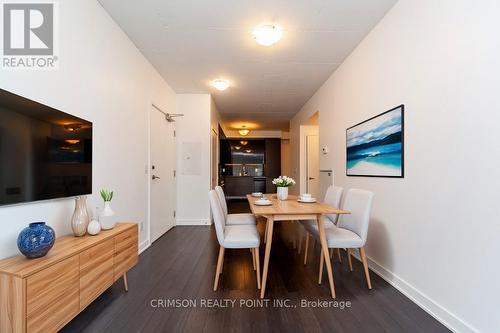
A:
26;256;79;333
79;238;114;308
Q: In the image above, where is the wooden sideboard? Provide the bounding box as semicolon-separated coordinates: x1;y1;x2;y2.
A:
0;223;138;333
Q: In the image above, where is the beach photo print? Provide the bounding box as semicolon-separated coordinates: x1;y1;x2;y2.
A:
346;105;404;178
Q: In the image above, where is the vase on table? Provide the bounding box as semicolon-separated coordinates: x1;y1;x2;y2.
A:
99;201;116;230
17;222;56;258
277;186;289;201
87;219;101;235
71;196;90;237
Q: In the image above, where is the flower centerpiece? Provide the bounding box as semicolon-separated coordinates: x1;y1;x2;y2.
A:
272;176;296;200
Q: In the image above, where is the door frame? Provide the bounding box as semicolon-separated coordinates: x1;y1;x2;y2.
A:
210;128;219;189
299;125;319;195
146;102;176;252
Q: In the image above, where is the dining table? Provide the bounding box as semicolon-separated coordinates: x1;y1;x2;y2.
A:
247;194;350;299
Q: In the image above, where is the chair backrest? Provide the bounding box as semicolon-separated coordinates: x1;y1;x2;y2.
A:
215;186;228;218
338;189;374;244
209;190;226;244
324;186;344;224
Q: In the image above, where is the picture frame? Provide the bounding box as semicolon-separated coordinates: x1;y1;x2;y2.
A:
346;105;404;178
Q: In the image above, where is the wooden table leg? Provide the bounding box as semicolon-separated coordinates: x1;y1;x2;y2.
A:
317;214;336;298
260;215;274;299
123;273;129;292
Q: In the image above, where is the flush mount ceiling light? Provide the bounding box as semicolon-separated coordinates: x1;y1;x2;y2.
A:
234;146;241;150
253;23;283;46
245;149;252;153
212;79;230;91
238;126;250;136
240;140;248;146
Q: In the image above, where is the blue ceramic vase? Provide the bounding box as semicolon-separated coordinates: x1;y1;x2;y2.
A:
17;222;56;259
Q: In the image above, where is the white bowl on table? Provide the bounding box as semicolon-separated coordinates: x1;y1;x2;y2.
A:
255;198;272;206
298;194;317;203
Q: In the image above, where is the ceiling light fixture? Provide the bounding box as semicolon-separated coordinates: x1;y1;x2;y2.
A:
235;146;241;150
64;124;82;131
212;79;230;91
238;126;250;136
240;140;248;146
245;149;252;153
253;23;283;46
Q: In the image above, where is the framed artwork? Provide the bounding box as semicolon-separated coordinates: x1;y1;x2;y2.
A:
346;105;404;178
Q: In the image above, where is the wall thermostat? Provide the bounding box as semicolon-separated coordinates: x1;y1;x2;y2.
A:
322;146;329;155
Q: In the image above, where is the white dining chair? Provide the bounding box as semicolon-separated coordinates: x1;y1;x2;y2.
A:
215;186;256;225
209;190;261;291
301;186;344;265
317;188;374;289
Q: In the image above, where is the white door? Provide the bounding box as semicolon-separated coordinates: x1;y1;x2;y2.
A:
306;135;320;198
150;105;176;243
211;129;218;189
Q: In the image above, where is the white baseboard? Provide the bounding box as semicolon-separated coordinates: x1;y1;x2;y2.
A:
175;219;211;226
139;239;150;254
349;251;477;333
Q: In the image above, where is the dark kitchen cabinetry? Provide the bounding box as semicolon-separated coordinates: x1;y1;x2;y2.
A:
219;138;281;198
264;139;281;193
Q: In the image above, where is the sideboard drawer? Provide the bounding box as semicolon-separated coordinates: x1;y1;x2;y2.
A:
115;226;137;252
79;238;114;308
26;256;79;333
114;226;138;280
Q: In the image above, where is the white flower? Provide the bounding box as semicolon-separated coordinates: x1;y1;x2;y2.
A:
272;175;296;187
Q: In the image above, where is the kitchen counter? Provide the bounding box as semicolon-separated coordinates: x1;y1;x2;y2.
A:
220;176;267;199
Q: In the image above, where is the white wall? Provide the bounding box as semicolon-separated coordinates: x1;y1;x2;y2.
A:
0;0;176;258
291;0;500;332
175;94;212;225
280;139;291;177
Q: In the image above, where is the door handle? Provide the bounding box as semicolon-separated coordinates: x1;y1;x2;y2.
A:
308;177;315;180
152;175;161;180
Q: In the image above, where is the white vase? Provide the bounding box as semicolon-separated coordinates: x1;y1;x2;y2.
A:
277;187;288;201
99;201;116;230
87;219;101;235
71;196;90;237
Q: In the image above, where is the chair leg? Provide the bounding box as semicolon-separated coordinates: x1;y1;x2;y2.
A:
303;234;310;265
213;246;225;291
337;248;342;263
254;248;261;289
359;247;372;289
318;250;324;284
252;248;256;271
347;249;353;272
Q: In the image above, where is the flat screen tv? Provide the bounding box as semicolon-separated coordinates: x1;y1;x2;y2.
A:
0;88;92;206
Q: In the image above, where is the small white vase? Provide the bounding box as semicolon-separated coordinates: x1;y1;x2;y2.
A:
87;220;101;235
99;201;116;230
277;187;288;201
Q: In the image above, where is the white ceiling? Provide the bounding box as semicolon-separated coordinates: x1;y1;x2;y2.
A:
98;0;397;130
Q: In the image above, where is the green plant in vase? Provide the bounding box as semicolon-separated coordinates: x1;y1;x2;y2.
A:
99;189;116;230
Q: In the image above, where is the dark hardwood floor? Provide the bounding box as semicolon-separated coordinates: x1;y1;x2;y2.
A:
63;200;449;333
